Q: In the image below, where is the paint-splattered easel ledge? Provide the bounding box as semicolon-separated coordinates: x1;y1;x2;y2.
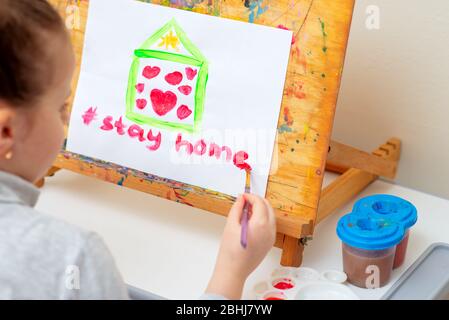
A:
49;0;355;266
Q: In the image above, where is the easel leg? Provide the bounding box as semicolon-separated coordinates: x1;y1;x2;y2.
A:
318;138;401;224
35;166;61;188
280;235;304;267
274;138;401;267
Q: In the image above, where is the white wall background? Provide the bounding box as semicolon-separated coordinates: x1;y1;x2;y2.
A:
333;0;449;199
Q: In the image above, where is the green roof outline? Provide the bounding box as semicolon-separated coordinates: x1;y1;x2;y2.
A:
139;18;207;62
126;19;209;133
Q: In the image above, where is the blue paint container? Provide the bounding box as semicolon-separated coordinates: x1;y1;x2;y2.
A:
352;194;418;268
337;213;405;288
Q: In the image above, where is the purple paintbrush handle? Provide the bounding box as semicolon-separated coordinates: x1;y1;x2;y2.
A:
240;201;250;248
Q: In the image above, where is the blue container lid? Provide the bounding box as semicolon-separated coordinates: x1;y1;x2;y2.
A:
336;214;405;250
352;194;417;229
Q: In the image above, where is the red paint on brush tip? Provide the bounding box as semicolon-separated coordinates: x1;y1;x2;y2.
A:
233;151;252;171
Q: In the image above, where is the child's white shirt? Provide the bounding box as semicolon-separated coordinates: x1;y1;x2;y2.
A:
0;171;227;300
0;171;129;299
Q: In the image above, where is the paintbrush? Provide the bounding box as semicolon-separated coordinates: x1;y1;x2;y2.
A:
240;169;251;249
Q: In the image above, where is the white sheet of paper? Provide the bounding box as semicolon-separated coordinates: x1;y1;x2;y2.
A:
66;0;292;197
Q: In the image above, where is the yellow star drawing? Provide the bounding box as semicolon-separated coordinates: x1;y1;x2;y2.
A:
158;31;180;50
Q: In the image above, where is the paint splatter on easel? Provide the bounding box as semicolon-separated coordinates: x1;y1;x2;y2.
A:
245;0;269;23
284;81;306;100
318;18;328;53
166;188;194;206
301;123;319;144
139;0;210;13
277;25;296;45
58;150;236;203
278;107;294;134
294;0;314;39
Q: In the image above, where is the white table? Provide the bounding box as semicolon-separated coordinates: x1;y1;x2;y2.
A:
36;170;449;299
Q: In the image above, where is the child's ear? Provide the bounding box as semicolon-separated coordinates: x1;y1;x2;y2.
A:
0;100;16;158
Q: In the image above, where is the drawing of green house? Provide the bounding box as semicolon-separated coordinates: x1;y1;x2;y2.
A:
126;19;208;133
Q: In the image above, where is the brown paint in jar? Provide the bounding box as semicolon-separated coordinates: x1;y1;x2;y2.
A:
342;243;396;288
393;230;410;269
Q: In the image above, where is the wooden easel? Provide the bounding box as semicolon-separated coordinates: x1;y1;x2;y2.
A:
275;137;401;266
39;137;401;267
43;0;379;267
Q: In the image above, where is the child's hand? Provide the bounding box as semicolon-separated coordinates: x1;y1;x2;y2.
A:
206;194;276;299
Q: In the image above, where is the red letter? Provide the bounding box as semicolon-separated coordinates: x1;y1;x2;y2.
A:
147;130;161;151
128;124;146;142
209;143;232;161
221;146;233;162
193;140;207;156
175;134;193;155
100;116;113;131
114;117;127;135
233;151;252;171
209;143;221;158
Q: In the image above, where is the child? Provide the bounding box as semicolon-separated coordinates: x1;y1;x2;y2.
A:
0;0;276;299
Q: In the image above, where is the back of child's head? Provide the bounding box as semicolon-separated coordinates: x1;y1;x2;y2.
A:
0;0;67;107
0;0;74;183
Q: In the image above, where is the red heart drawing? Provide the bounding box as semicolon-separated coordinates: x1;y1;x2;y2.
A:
135;83;145;94
150;89;177;116
165;72;183;85
186;67;198;80
142;66;160;79
136;99;147;110
177;105;192;120
178;85;192;96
